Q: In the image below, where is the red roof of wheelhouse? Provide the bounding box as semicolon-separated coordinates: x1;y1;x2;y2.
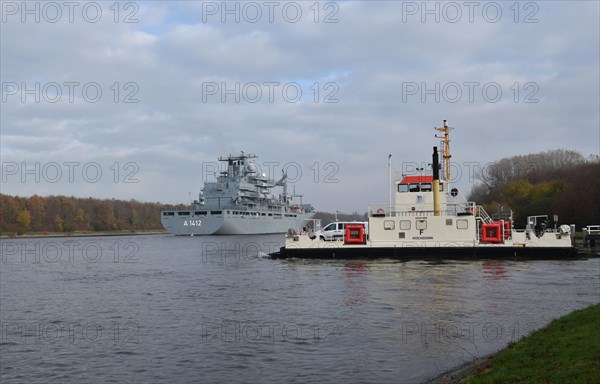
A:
399;175;434;184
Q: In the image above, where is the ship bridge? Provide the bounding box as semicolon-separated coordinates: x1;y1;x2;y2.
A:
394;175;448;214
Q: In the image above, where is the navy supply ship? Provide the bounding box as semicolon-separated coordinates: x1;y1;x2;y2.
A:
272;121;577;259
161;153;314;235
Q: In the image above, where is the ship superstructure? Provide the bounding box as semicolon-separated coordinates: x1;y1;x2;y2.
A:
161;153;314;235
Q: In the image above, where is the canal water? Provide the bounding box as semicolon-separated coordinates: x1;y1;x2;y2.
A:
1;235;598;383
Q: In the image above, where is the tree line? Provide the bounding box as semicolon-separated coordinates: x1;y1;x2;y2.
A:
312;211;368;226
0;195;173;235
0;192;366;236
468;149;600;229
2;149;597;235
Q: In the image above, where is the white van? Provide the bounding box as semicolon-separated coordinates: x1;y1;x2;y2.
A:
316;221;369;241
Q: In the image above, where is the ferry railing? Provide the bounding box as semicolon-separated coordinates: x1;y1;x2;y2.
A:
368;203;478;218
287;218;321;238
467;202;493;224
583;225;600;247
583;225;600;236
445;188;494;225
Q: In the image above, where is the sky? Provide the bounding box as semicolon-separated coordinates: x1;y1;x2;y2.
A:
1;0;599;213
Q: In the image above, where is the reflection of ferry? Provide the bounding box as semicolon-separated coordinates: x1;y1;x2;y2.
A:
161;153;314;235
272;121;577;259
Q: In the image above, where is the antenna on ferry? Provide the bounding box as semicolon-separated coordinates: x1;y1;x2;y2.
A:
388;154;392;215
435;119;453;181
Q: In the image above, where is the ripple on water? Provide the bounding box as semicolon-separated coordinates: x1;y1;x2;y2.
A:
1;236;598;384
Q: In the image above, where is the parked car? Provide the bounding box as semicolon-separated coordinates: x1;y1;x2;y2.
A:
315;221;369;241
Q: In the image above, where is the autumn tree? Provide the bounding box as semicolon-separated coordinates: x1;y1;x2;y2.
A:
16;209;31;234
469;149;599;228
1;194;165;234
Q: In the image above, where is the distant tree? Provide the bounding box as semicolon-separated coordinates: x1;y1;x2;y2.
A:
93;201;117;231
27;194;45;231
16;209;31;234
313;211;367;226
0;194;188;233
469;149;599;228
54;215;64;232
128;210;139;226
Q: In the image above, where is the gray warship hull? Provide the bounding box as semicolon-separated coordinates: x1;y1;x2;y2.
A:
161;152;315;236
162;209;314;235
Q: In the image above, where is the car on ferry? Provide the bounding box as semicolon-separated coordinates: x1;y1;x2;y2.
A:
315;221;369;241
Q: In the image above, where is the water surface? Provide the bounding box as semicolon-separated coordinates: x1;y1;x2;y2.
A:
1;235;598;383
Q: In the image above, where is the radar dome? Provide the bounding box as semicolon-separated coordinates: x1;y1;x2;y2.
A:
246;162;257;174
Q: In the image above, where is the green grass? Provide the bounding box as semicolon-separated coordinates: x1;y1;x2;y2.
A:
466;304;600;384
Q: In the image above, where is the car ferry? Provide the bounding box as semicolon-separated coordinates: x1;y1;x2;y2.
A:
272;121;577;259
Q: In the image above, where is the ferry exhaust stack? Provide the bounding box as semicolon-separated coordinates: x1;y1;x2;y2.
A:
432;146;441;216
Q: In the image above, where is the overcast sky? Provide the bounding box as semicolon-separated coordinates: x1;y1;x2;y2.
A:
1;1;599;212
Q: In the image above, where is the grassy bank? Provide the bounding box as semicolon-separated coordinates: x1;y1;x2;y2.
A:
465;304;600;383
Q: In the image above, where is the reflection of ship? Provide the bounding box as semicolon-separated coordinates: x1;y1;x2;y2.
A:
161;153;314;235
273;121;577;259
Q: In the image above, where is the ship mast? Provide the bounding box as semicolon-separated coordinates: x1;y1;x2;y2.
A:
435;120;453;181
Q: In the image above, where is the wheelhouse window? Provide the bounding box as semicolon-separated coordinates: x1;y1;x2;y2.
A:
399;182;440;193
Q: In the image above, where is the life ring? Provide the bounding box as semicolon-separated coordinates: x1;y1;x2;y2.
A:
376;208;385;214
468;206;478;215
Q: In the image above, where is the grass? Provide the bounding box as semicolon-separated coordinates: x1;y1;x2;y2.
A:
466;304;600;383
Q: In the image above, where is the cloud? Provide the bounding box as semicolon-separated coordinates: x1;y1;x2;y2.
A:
1;1;598;212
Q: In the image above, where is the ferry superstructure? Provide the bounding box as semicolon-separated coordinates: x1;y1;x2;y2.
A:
272;121;576;259
161;153;314;235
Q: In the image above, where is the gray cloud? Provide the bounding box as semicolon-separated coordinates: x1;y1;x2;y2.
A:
1;1;598;212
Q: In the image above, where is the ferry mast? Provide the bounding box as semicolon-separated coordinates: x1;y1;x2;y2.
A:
435;119;453;181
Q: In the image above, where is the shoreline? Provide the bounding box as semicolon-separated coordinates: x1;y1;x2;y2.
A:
425;355;495;384
424;303;600;383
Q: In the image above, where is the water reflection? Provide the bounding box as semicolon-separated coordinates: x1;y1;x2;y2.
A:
1;235;597;384
343;262;368;307
482;260;507;280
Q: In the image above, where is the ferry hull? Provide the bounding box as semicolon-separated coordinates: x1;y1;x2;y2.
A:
271;245;579;260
